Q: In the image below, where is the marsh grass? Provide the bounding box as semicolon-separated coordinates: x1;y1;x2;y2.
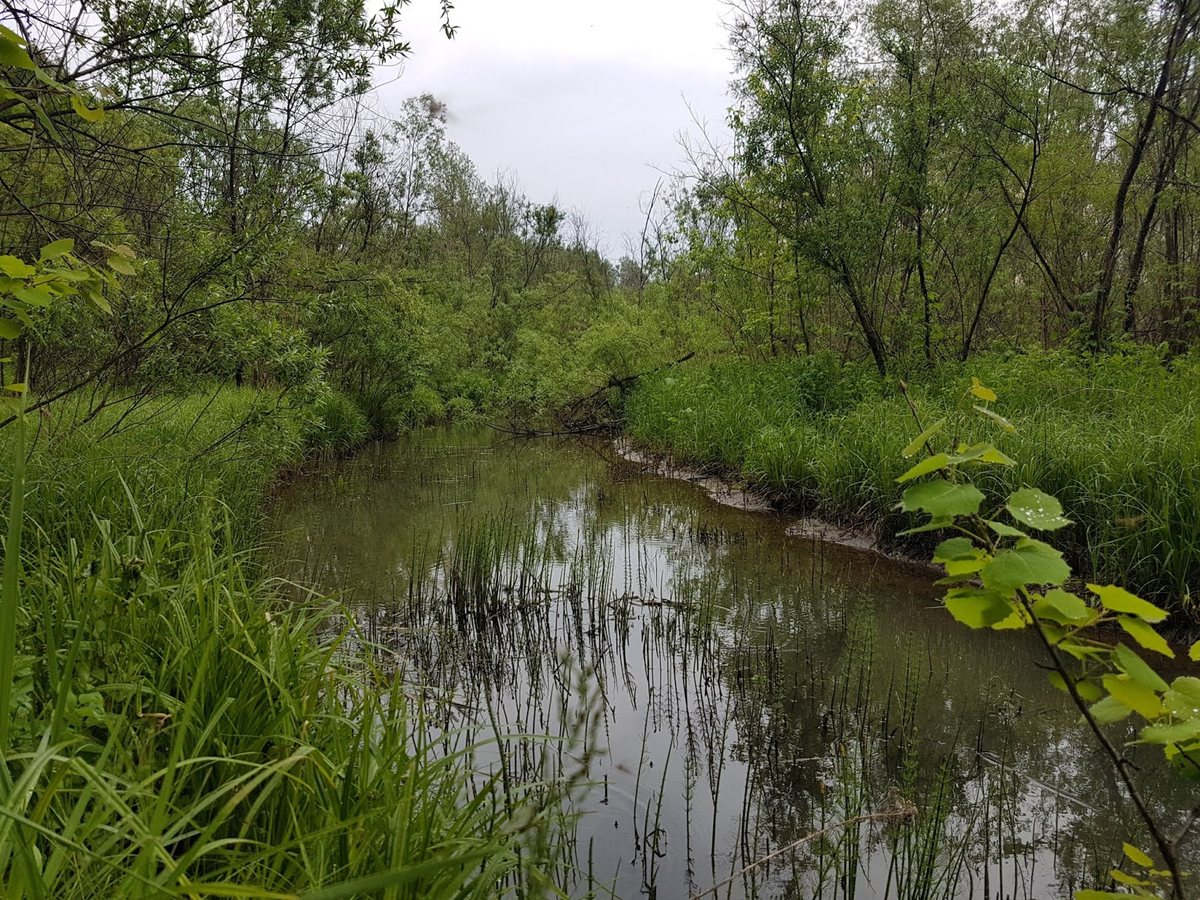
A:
625;349;1200;613
0;389;568;898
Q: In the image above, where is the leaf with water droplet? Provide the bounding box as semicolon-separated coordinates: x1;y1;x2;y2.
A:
1006;488;1072;531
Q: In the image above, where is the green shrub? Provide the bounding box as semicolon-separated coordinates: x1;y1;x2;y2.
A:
305;389;370;454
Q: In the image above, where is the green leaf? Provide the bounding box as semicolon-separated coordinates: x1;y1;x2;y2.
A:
1076;679;1103;701
0;34;35;70
70;95;105;122
1118;616;1174;658
14;287;52;307
112;243;136;259
1103;674;1162;719
1032;589;1095;625
1075;892;1137;900
974;405;1016;432
1164;677;1200;718
1114;644;1170;693
933;537;976;562
980;538;1070;592
1141;718;1200;745
86;288;112;314
988;521;1025;538
108;256;135;276
969;377;997;402
0;256;32;279
1006;488;1073;531
897;452;949;483
951;443;1016;467
39;239;74;261
1122;844;1154;868
944;587;1017;629
1108;869;1147;887
899;479;985;518
1089;695;1133;725
898;516;953;536
0;319;20;340
902;418;945;457
1191;640;1200;662
1089;585;1168;624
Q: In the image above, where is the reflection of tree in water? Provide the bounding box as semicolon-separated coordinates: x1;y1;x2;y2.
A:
270;427;1196;900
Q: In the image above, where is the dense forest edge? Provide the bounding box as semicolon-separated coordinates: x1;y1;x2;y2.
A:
3;0;1200;894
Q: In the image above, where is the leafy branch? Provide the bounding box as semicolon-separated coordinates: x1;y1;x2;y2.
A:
897;378;1200;900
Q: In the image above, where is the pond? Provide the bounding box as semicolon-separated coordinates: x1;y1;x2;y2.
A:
268;426;1184;900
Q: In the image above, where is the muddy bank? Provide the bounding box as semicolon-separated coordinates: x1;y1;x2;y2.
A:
614;436;938;574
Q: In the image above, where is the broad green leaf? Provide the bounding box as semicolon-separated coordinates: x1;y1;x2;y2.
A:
1122;844;1153;868
5;383;26;393
1108;869;1147;887
1076;679;1103;701
1118;616;1174;658
1103;674;1162;719
969;377;997;402
1140;718;1200;745
14;286;52;306
0;34;35;70
70;95;105;122
1114;644;1170;693
988;521;1025;538
897;453;949;483
1006;488;1073;531
1089;584;1167;624
1089;695;1133;724
0;319;20;339
0;256;32;279
39;239;74;261
1032;589;1094;625
943;553;988;577
980;538;1070;592
1048;671;1068;691
974;405;1016;432
108;256;135;276
899;479;985;518
933;537;976;562
1164;677;1200;718
902;418;945;457
1190;640;1200;662
898;516;953;535
85;287;112;314
112;243;136;259
951;443;1016;467
1075;892;1137;900
944;587;1016;629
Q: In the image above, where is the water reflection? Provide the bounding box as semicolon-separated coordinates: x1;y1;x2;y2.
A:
269;427;1189;900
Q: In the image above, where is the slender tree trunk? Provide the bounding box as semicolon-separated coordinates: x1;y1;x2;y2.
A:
1090;0;1190;349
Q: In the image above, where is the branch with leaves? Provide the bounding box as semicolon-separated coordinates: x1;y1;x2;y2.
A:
897;378;1199;900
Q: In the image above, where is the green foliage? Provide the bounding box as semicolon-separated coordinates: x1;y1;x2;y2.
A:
0;391;563;897
305;389;370;454
898;378;1198;899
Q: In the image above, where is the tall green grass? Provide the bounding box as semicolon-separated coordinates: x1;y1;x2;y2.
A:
625;350;1200;615
0;388;565;897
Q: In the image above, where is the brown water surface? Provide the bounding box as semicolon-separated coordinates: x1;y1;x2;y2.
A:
268;426;1188;900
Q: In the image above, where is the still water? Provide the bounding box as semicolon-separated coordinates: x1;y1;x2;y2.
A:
268;427;1185;900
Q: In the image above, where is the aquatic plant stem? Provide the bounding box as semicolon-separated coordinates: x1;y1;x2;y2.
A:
688;805;916;900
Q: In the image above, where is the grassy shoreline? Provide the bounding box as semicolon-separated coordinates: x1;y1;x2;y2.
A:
623;350;1200;619
0;388;561;898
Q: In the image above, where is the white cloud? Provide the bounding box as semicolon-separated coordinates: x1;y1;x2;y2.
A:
377;0;735;254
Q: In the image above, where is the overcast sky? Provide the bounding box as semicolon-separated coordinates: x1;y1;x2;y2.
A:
377;0;736;257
